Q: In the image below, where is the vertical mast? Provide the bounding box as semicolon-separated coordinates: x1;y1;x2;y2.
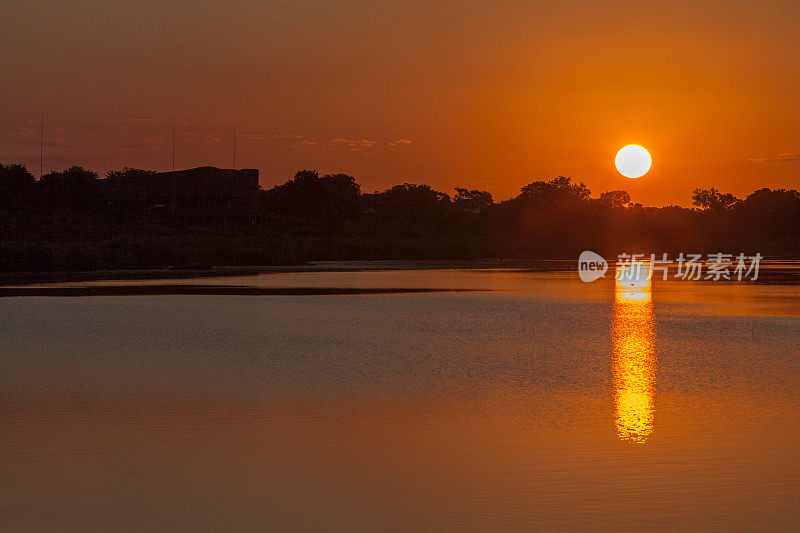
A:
40;109;44;178
172;116;176;171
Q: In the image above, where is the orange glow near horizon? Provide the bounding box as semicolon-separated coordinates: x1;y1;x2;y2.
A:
612;268;655;443
2;2;800;205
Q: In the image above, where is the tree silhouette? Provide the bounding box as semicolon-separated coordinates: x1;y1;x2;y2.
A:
378;183;450;216
454;188;493;213
38;166;100;208
0;163;35;207
691;188;739;211
264;170;361;217
599;190;632;209
106;167;157;182
513;176;591;208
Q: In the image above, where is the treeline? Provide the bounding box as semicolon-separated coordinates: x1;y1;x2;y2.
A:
1;162;799;271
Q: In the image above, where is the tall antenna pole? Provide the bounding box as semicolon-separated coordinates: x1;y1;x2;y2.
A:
40;109;44;178
172;116;176;171
233;122;237;170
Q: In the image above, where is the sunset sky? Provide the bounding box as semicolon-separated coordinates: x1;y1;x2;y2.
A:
2;0;800;205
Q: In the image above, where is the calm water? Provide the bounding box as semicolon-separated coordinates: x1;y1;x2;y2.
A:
1;268;798;531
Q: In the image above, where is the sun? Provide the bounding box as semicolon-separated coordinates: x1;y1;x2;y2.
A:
615;145;651;178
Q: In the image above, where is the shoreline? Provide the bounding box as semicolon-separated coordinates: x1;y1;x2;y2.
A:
3;259;800;288
0;260;576;286
0;285;487;297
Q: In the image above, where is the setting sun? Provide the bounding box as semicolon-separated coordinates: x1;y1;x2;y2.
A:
615;145;652;179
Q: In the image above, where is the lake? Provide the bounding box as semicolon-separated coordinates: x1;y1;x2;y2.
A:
1;266;798;531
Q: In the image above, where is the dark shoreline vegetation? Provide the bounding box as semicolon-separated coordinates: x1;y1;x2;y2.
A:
0;285;486;297
2;163;799;273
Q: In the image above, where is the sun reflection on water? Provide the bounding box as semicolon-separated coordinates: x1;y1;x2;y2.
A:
612;263;656;443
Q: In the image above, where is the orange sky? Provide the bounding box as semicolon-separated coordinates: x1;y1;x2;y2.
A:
2;1;799;206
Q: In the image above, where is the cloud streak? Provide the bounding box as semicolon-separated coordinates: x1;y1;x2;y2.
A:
749;152;800;163
326;138;378;152
0;118;413;174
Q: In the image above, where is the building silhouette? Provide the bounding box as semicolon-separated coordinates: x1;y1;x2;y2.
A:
107;166;262;229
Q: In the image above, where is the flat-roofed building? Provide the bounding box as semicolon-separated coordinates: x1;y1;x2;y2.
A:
106;166;262;229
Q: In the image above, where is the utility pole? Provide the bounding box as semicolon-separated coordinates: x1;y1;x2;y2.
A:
233;122;237;170
40;109;44;178
172;116;176;171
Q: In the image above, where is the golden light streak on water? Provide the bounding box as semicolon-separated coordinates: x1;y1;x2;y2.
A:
612;263;655;443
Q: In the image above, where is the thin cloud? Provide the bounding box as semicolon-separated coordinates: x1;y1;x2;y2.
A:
749;152;800;162
121;138;164;149
326;138;379;152
128;118;170;123
2;117;412;165
180;133;226;144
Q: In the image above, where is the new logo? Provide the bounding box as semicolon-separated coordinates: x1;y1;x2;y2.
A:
578;251;608;282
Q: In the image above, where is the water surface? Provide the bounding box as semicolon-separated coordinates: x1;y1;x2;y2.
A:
1;268;798;530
